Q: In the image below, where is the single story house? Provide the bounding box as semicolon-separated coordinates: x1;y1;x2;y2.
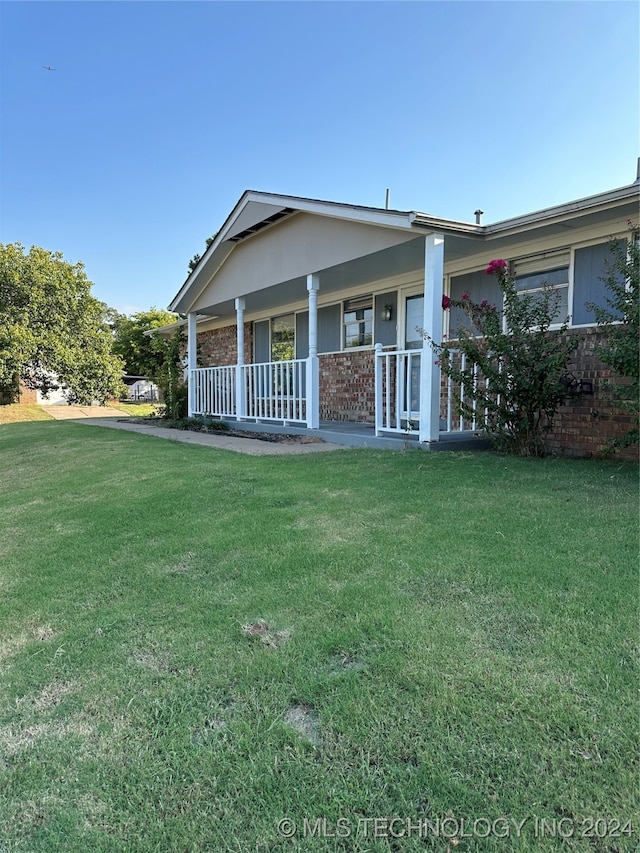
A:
123;375;160;402
167;167;638;455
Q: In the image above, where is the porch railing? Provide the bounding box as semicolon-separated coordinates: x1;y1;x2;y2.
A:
374;347;489;437
374;348;423;435
192;365;237;418
190;359;308;425
241;360;307;424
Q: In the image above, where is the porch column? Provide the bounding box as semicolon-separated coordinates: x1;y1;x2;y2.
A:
187;312;198;417
235;297;245;420
306;274;320;429
420;234;444;443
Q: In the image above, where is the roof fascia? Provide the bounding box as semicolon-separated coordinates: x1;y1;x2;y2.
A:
484;183;638;237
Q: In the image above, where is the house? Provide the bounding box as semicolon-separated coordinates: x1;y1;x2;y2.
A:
167;168;639;456
123;375;160;402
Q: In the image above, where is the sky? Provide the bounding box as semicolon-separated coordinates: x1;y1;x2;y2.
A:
1;1;638;315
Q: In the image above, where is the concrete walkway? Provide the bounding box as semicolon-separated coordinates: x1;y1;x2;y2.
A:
74;418;348;456
45;406;128;420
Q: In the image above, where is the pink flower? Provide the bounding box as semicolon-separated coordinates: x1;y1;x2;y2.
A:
485;259;508;276
434;360;440;366
461;291;471;301
442;294;451;310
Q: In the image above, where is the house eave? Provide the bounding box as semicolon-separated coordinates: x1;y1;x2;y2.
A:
483;182;639;238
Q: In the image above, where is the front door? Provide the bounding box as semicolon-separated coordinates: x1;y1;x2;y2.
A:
404;295;423;419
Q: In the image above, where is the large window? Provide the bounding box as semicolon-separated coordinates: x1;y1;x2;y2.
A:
343;296;373;348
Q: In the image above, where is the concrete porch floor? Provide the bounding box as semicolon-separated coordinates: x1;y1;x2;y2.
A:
226;418;492;451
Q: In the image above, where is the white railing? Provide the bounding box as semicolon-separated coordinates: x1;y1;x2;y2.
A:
374;347;489;437
190;359;309;425
374;348;423;435
191;365;236;418
241;359;307;424
442;349;479;432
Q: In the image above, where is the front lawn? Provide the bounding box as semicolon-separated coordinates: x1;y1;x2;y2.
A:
0;422;637;852
0;404;53;424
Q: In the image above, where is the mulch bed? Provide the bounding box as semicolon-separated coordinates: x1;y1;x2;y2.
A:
123;418;323;444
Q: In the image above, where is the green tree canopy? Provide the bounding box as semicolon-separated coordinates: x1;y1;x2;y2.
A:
111;307;177;378
0;243;126;404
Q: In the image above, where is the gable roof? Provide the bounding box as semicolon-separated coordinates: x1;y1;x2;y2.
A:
169;181;639;314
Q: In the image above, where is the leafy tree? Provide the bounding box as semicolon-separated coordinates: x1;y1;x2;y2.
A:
149;326;187;419
431;259;578;456
587;229;639;447
112;307;177;377
0;243;126;404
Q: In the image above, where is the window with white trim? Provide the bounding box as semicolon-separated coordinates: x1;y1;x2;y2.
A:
514;253;570;326
343;296;373;348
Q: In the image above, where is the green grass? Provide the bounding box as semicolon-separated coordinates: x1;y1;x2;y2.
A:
0;422;637;852
108;401;159;417
0;404;53;424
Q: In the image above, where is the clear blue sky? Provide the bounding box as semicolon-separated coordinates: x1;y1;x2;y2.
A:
1;1;638;315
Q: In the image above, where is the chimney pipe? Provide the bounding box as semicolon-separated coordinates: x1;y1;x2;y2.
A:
474;209;484;225
385;188;390;210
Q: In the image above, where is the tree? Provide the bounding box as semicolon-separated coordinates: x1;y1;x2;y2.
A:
111;307;177;378
0;243;126;404
148;326;187;419
587;229;639;447
431;260;578;456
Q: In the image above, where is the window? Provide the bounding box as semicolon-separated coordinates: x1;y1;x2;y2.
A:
514;258;569;326
344;296;373;348
271;314;295;361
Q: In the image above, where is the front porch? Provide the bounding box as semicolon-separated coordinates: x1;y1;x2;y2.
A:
189;345;488;448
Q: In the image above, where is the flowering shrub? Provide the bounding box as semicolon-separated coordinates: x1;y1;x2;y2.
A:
587;227;639;447
429;260;578;456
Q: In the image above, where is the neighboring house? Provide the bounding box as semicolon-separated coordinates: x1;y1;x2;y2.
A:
167;168;639;456
123;375;160;402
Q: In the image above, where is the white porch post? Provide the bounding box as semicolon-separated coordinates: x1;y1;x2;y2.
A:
187;312;198;417
306;274;320;429
235;297;245;420
420;234;444;443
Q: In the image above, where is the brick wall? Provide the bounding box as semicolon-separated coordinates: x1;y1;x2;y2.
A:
319;350;376;422
545;328;638;460
197;323;253;367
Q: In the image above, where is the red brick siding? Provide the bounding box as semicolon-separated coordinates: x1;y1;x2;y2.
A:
197;323;253;367
319;350;376;422
546;328;638;460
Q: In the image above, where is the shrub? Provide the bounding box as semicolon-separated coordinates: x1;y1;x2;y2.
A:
587;228;639;448
429;260;578;457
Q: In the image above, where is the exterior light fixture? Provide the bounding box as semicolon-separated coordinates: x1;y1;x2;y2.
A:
381;304;393;322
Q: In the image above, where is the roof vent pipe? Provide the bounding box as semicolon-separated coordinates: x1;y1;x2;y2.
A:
636;156;640;182
385;188;390;210
474;209;484;225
